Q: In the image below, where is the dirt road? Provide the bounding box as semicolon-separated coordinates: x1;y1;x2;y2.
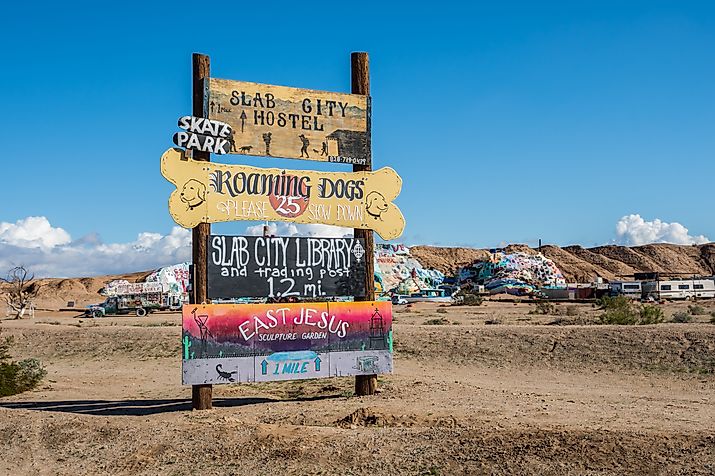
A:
0;302;713;475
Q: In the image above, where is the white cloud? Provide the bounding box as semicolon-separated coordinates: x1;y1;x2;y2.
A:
0;216;71;249
245;222;353;238
0;216;191;278
614;214;710;246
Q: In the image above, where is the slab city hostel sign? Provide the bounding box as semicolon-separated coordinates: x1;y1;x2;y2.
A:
182;301;393;385
160;147;405;240
208;236;367;300
206;78;370;165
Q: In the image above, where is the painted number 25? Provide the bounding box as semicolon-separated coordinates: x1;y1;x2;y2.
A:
275;196;300;215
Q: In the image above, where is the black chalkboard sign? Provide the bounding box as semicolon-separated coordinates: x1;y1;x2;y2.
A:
207;235;367;299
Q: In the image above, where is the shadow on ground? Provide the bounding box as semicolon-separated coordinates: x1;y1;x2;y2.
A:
0;394;340;416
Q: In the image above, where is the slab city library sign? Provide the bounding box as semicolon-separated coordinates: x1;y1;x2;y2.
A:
160;53;405;407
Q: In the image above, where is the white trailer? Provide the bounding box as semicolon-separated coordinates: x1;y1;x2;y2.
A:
609;281;642;299
642;279;715;300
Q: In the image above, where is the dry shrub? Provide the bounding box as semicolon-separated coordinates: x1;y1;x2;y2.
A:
0;328;47;397
597;297;664;325
671;311;693;323
452;290;483;306
687;305;707;315
530;302;555;315
424;318;450;325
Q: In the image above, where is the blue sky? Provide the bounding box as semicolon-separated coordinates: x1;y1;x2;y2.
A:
1;1;714;275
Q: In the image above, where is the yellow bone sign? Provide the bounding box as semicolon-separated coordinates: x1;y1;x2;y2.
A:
160;148;405;240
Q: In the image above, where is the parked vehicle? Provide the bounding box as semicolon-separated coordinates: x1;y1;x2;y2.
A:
609;281;643;299
642;279;715;300
391;294;408;305
404;288;453;303
85;282;183;317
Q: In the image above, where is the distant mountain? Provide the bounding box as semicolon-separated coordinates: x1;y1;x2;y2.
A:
411;243;715;282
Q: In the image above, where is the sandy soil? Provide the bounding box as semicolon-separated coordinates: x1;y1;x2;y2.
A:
0;302;713;475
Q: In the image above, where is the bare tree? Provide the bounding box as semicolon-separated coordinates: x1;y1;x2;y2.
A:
0;267;41;319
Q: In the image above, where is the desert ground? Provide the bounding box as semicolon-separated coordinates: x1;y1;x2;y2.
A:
0;300;714;475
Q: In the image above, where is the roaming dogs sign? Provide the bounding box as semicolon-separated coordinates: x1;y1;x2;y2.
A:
160;147;405;239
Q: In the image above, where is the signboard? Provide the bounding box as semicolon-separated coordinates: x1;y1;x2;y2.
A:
181;301;393;385
206;78;370;165
207;235;367;299
103;281;165;296
173;116;235;155
172;131;233;154
160;147;405;240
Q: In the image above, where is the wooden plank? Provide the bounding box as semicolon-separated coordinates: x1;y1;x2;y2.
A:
351;51;378;397
181;301;393;385
160;147;405;240
191;52;212;411
206;78;369;165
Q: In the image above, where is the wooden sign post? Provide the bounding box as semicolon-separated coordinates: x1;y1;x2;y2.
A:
351;52;377;396
169;51;392;409
191;53;212;411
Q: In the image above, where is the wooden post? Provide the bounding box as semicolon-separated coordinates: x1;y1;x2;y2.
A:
191;53;212;411
352;52;378;396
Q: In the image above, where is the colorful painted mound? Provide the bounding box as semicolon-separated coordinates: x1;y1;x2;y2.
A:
374;244;445;295
458;251;565;295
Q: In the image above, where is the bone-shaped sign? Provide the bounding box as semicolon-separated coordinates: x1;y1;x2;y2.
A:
160;148;405;240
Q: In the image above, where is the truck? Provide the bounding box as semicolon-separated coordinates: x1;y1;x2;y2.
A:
85;282;183;317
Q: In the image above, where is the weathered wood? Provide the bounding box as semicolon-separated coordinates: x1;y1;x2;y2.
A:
191;384;212;410
160;147;405;240
351;52;378;397
207;78;369;165
191;52;212;411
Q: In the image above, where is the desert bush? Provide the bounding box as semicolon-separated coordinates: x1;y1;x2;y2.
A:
529;301;555;315
597;296;639;325
687;305;707;315
436;308;448;314
484;319;502;325
597;296;632;310
453;290;483;306
598;298;663;325
565;305;580;317
424;318;450;325
710;312;715;324
639;305;665;324
671;311;693;323
0;329;47;397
